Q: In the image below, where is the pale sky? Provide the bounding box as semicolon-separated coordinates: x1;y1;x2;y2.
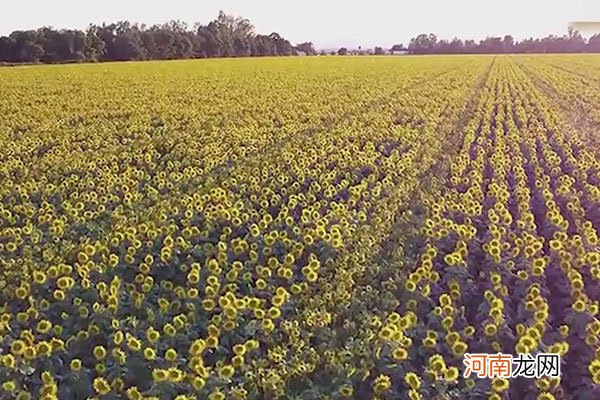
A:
1;0;600;49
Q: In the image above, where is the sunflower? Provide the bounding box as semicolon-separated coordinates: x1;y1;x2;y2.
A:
405;372;421;390
191;376;206;391
167;368;185;383
444;366;459;382
208;391;226;400
93;346;107;360
93;377;111;395
15;392;31;400
10;340;26;356
491;378;509;392
452;341;468;357
442;316;454;330
152;369;168;382
165;348;178;362
142;347;156;361
379;326;394;341
339;384;354;397
218;365;235;380
1;381;16;392
484;323;498;336
573;299;586;313
428;354;445;372
537;392;556;400
392;347;408;361
23;346;37;360
2;354;15;369
36;341;52;357
373;374;391;394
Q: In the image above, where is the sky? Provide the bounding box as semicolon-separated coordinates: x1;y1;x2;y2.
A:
1;0;600;49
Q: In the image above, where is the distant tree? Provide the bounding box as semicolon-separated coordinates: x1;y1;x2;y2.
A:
588;34;600;52
374;46;385;55
478;37;503;54
337;47;348;55
36;28;87;62
390;44;404;51
0;36;15;62
566;28;586;53
113;22;146;60
196;24;220;57
296;42;316;55
209;12;255;57
91;22;146;61
269;32;294;55
514;37;540;53
464;39;477;53
84;26;106;60
503;35;514;53
448;38;464;53
408;34;437;54
7;30;44;62
163;21;195;59
254;34;277;56
437;40;451;53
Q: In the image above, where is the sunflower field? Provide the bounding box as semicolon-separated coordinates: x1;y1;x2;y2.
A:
0;55;599;400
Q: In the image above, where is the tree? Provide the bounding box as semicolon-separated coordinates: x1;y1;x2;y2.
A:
9;30;44;62
0;36;16;62
84;26;106;60
109;22;146;61
437;40;451;53
37;28;87;62
269;32;294;55
337;47;348;55
503;35;514;53
374;46;385;55
588;34;600;52
448;38;464;54
464;39;477;53
566;29;586;53
478;37;503;54
253;34;277;56
295;42;316;55
196;24;220;57
408;34;437;54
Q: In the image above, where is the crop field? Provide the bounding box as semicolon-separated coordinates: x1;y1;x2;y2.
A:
0;55;600;399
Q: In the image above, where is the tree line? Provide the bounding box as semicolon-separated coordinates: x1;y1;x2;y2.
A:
3;12;600;64
407;30;600;54
0;12;315;64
